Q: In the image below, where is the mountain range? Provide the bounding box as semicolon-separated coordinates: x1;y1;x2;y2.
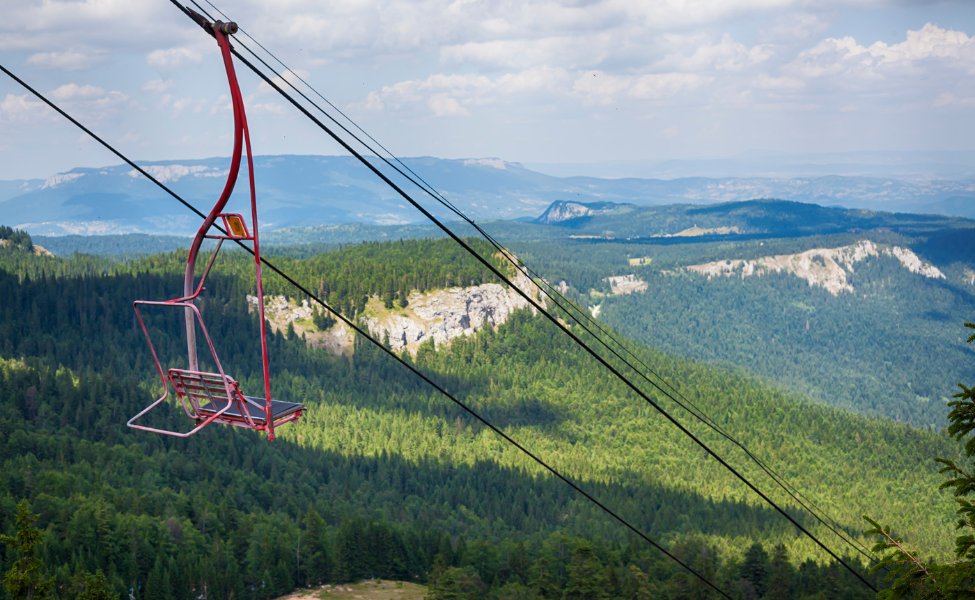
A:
2;154;974;236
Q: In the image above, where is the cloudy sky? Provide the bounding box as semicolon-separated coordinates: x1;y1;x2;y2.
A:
0;0;973;180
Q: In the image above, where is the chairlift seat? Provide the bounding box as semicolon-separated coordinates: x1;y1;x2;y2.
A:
169;368;304;427
128;23;301;441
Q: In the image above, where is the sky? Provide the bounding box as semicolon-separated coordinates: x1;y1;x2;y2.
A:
0;0;973;180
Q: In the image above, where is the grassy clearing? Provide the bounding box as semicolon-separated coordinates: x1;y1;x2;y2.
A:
278;579;427;600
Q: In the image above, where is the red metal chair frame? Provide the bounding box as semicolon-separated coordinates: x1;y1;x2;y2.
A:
127;18;302;440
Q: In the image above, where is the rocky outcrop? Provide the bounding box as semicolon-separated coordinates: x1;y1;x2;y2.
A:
128;164;226;183
254;295;315;322
41;172;84;189
363;272;541;354
535;200;632;225
686;240;944;296
252;271;542;356
887;246;945;279
0;239;53;256
605;274;648;295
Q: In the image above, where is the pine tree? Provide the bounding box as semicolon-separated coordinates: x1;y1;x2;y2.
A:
144;555;171;600
71;570;116;600
619;564;653;600
739;542;769;598
426;566;485;600
0;500;54;600
562;540;610;600
300;508;332;585
764;544;794;600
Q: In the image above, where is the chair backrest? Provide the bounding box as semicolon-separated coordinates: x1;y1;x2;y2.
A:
169;369;241;408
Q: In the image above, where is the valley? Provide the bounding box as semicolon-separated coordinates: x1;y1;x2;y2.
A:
1;172;974;600
0;221;967;598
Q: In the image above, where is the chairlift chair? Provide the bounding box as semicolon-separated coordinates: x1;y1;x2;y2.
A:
127;16;303;440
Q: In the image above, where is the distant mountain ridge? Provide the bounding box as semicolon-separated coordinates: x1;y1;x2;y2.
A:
530;198;973;241
2;154;974;236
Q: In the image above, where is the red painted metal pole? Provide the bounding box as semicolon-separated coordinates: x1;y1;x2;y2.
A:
220;27;276;439
184;24;244;371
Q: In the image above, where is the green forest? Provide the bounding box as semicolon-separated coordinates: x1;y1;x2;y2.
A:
507;226;975;429
0;228;964;599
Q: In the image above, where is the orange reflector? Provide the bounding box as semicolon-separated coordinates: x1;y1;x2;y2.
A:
222;214;249;238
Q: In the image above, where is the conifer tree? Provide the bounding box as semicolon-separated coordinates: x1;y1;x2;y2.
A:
739;542;769;598
0;500;53;600
71;570;116;600
562;540;610;600
764;544;794;600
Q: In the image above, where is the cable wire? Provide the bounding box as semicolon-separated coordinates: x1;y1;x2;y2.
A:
0;59;735;600
163;8;875;590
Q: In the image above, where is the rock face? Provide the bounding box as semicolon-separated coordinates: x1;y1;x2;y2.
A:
253;272;542;356
887;246;945;279
605;274;648;295
363;272;540;354
251;295;315;322
686;240;945;296
535;200;632;225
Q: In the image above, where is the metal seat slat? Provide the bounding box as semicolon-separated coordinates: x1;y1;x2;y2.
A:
169;368;304;429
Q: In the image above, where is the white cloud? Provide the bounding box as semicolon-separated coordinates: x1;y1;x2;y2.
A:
26;49;105;70
789;23;975;81
361;73;492;114
142;79;172;94
0;94;51;123
238;0;832;65
168;96;203;113
753;74;805;92
0;1;183;52
572;71;709;105
46;83;130;120
656;33;773;72
359;68;571;115
428;94;468;117
617;0;810;29
498;67;571;94
51;83;105;101
147;47;203;69
441;35;612;70
880;22;975;64
763;13;830;43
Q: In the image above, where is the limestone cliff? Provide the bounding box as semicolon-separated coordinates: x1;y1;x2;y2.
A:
685;240;945;296
362;271;541;354
604;274;648;295
250;271;542;356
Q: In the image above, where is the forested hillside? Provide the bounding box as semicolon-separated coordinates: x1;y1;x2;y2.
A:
510;202;975;428
0;231;961;599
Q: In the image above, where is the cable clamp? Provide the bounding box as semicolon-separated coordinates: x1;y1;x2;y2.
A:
214;20;239;35
183;6;237;35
